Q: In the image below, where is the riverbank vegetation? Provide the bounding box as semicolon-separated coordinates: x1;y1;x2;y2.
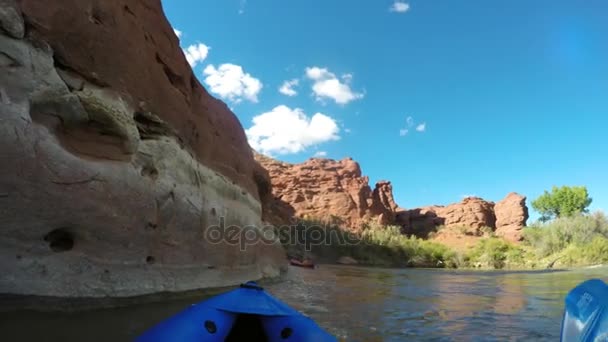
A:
282;221;459;268
283;213;608;270
282;186;606;270
523;212;608;267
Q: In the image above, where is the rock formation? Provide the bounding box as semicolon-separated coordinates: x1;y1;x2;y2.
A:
495;193;529;242
255;149;530;243
398;197;496;237
398;194;529;239
0;0;285;300
254;154;397;229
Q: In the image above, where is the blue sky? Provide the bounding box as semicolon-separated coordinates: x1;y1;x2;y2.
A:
162;0;608;219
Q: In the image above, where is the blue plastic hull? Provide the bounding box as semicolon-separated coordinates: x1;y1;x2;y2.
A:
136;282;337;342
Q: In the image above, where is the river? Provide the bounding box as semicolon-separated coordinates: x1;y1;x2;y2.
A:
1;265;606;341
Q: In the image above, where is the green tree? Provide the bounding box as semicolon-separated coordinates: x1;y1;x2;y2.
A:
532;186;592;222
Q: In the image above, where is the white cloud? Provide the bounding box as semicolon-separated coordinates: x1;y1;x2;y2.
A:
184;43;210;68
390;1;410;13
279;79;299;96
203;63;262;103
305;67;363;105
246;105;340;155
173;28;182;38
400;116;426;136
314;151;328;157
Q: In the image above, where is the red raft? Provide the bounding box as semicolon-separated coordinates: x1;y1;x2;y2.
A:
289;258;316;268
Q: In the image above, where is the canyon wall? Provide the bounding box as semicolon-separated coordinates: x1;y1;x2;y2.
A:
0;0;285;299
255;154;397;229
257;154;528;242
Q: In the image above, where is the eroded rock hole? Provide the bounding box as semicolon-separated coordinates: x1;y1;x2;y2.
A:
44;229;74;252
146;256;155;264
141;165;159;179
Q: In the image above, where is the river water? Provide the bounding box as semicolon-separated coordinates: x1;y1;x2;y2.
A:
1;265;606;341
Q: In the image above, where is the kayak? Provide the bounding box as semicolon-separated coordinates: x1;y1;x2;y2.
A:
136;281;336;342
289;259;315;268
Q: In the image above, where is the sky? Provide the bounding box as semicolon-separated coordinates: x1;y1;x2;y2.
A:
162;0;608;220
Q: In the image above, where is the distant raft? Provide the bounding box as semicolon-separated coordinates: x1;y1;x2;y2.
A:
136;281;336;342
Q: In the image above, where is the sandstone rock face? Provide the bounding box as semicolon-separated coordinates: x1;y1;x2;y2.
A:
399;195;529;241
371;181;398;225
398;197;497;237
0;0;285;300
495;193;529;242
254;154;397;229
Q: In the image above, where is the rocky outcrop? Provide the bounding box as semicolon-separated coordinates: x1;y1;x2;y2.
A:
0;0;285;300
254;154;397;229
398;197;496;237
255;150;530;243
398;194;529;240
495;193;529;242
371;181;398;224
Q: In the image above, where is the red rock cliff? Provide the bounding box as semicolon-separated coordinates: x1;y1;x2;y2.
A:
397;197;497;237
0;0;285;300
397;194;529;239
255;153;398;228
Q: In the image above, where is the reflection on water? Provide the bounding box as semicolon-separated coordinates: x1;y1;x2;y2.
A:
266;267;608;342
1;266;606;341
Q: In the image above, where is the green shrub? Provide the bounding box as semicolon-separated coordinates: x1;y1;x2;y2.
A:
465;238;529;269
479;226;495;237
282;213;608;270
523;212;608;257
559;236;608;266
360;224;458;267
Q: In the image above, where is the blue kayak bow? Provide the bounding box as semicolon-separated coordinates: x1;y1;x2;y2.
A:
561;278;608;342
136;281;337;342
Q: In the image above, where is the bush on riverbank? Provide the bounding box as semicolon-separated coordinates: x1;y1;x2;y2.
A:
359;225;458;267
281;212;608;270
281;220;458;268
522;212;608;267
463;238;531;269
